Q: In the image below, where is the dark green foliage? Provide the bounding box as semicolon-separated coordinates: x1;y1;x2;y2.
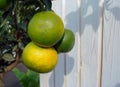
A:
13;68;40;87
0;0;52;73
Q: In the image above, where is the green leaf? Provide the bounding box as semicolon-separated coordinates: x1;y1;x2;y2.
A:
13;68;40;87
2;53;15;62
13;68;29;87
41;0;52;11
26;70;40;87
18;22;27;31
12;68;25;81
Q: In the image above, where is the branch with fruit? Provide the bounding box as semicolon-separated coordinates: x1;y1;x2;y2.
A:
0;0;75;86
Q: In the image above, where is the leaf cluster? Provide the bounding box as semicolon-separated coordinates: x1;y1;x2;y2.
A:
13;68;39;87
0;0;52;73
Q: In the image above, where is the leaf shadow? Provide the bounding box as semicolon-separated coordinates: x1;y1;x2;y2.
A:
105;0;120;21
49;0;120;87
65;0;120;36
65;0;99;35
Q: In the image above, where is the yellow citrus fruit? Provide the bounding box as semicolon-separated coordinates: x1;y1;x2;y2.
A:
28;11;64;47
0;0;7;9
22;42;58;73
54;29;75;53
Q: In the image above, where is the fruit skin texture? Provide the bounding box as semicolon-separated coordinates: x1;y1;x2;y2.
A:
0;0;7;9
55;29;75;53
28;11;64;47
22;42;58;73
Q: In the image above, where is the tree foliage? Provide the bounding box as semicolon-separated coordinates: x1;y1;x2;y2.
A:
0;0;52;73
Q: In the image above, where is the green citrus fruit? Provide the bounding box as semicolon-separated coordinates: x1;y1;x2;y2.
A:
22;42;58;73
0;0;7;9
55;29;75;53
28;11;64;47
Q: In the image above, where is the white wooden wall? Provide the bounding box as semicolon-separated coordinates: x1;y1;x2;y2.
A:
40;0;120;87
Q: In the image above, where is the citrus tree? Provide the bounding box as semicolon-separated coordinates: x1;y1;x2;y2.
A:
0;0;75;87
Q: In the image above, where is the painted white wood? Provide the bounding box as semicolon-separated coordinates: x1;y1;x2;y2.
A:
52;1;66;87
80;0;100;87
102;0;120;87
54;54;65;87
40;72;54;87
97;0;104;87
64;0;81;87
40;0;120;87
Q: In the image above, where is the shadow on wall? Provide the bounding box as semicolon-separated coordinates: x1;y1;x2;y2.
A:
115;83;120;87
65;0;120;35
49;54;74;87
66;0;99;35
49;0;120;87
50;0;100;87
105;0;120;21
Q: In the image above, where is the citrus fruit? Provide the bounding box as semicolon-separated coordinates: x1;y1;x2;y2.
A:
28;11;64;47
22;42;58;73
54;29;75;53
0;0;7;9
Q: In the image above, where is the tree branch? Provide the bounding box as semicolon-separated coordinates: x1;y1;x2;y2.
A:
3;51;20;73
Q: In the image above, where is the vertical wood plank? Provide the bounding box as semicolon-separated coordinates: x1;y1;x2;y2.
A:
40;72;54;87
65;0;80;87
54;54;65;87
102;0;120;87
97;0;104;87
53;0;66;87
80;0;100;87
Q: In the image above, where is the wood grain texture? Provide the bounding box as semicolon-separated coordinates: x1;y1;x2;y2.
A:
54;54;65;87
52;1;66;87
102;0;120;87
65;0;80;87
97;0;104;87
80;0;100;87
40;72;54;87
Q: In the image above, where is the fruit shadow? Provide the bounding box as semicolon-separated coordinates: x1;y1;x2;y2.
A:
65;0;100;35
49;54;75;87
